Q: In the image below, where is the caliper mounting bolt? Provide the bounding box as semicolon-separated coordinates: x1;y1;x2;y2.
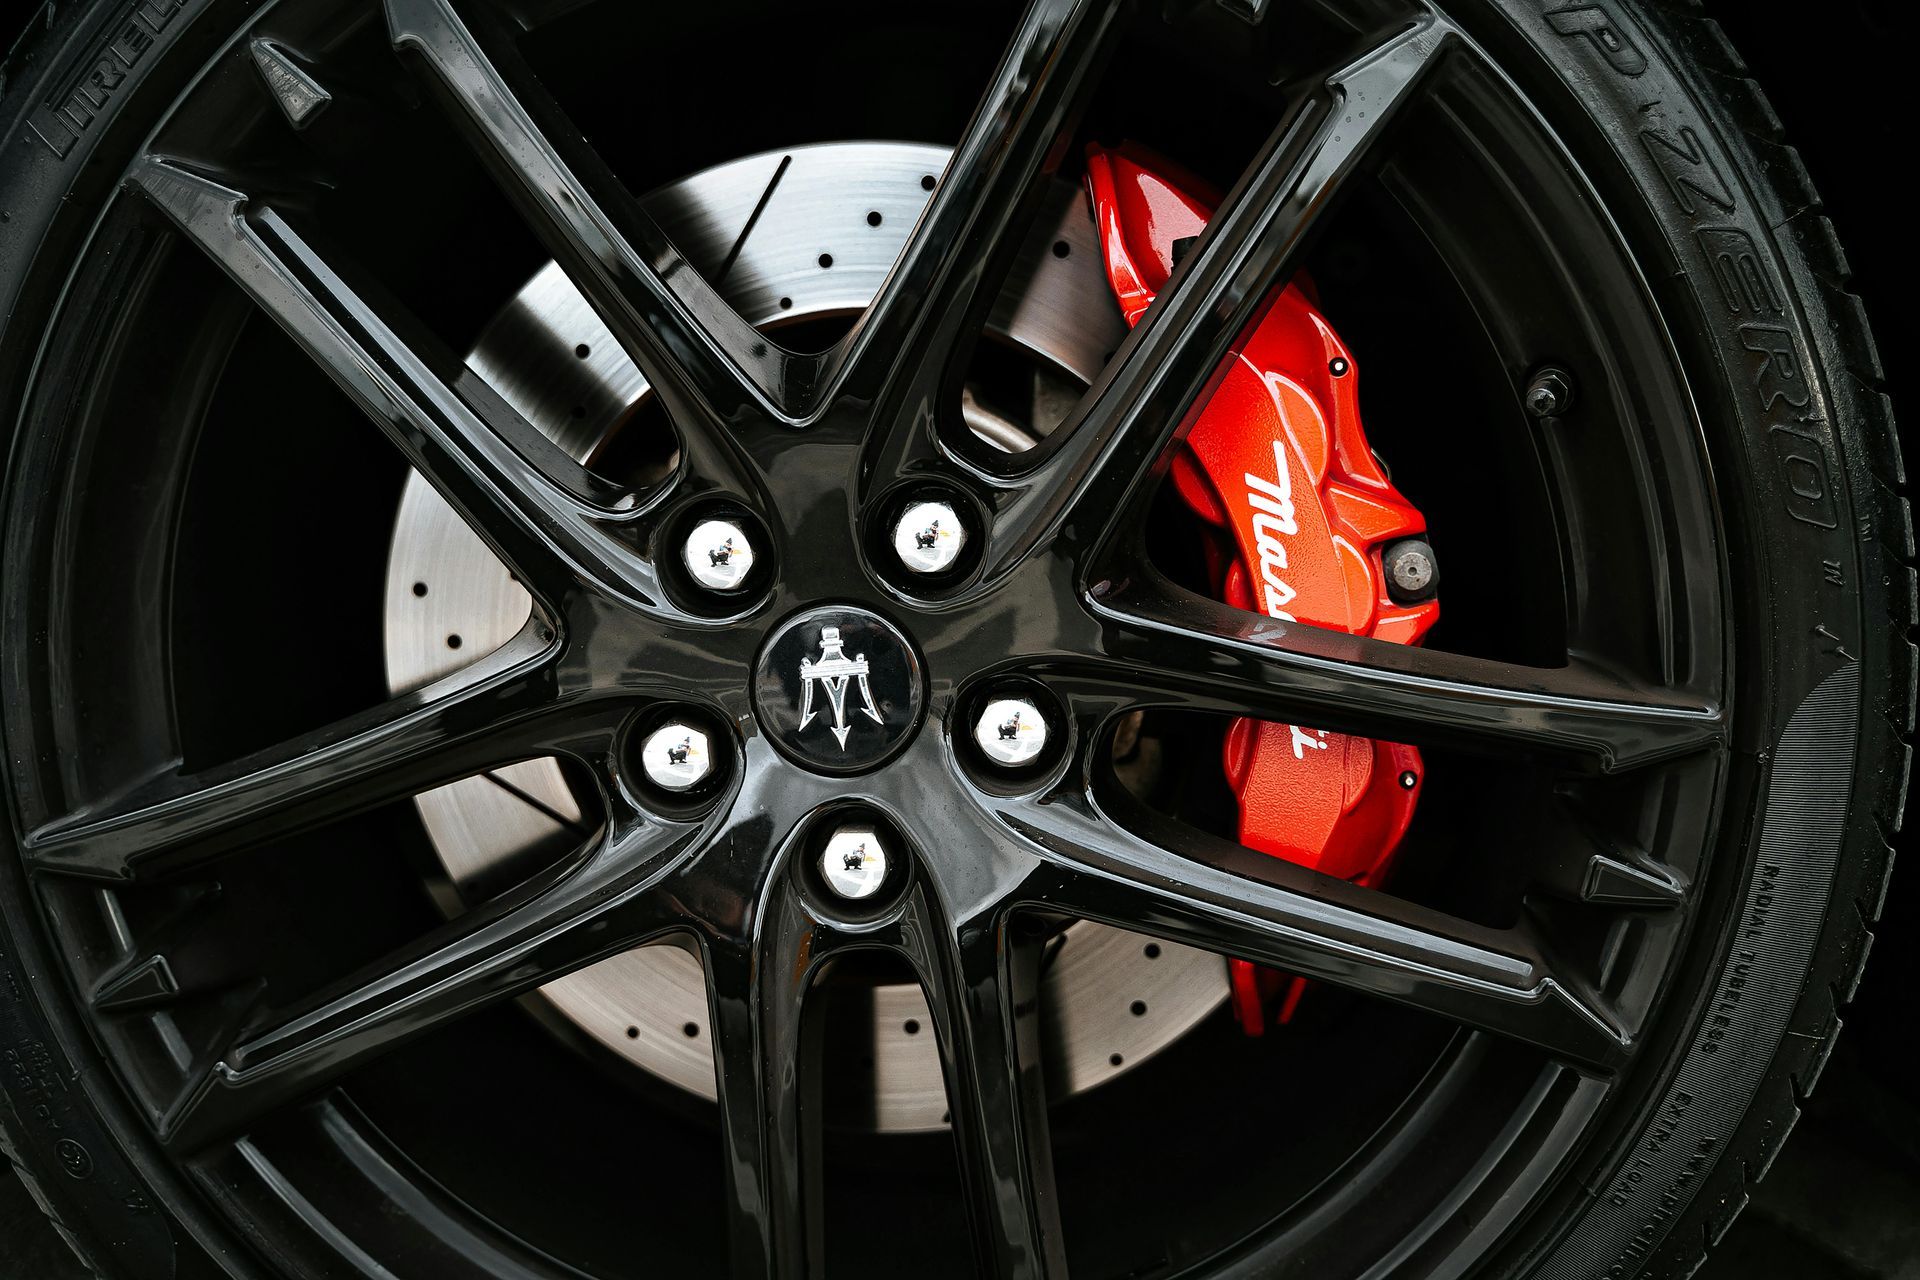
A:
1383;538;1439;605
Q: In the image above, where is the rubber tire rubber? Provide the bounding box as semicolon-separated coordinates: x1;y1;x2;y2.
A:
0;1;1910;1278
1447;6;1915;1277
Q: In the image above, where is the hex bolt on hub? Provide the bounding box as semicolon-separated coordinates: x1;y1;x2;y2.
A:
821;827;889;900
1523;366;1574;419
1383;538;1438;604
683;517;755;591
975;696;1049;767
891;499;968;575
638;722;715;792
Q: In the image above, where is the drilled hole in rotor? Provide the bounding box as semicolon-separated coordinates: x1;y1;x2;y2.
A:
574;343;590;359
1052;239;1070;259
903;1019;920;1035
625;1026;639;1039
1109;1053;1124;1067
866;210;883;227
1129;1000;1147;1017
682;1022;700;1038
569;405;586;420
445;634;463;650
818;253;834;269
920;174;936;191
1143;943;1161;959
778;296;793;310
411;581;428;597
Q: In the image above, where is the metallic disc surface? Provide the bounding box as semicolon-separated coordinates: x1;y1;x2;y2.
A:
384;141;1227;1131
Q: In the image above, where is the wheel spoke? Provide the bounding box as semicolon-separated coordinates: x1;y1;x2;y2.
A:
827;0;1128;423
386;0;797;426
983;13;1453;577
1068;575;1723;770
21;626;577;882
156;812;699;1153
129;156;657;606
907;886;1066;1279
703;894;823;1280
1005;790;1628;1072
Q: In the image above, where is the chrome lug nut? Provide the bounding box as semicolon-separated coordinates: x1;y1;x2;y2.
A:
821;827;888;900
683;517;755;591
639;722;715;792
1383;538;1438;604
891;499;968;575
975;696;1049;767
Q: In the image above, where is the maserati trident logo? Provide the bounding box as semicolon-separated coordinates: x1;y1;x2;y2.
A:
757;607;920;771
798;627;883;749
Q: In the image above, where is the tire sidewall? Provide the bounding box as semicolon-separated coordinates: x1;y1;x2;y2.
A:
1435;3;1893;1277
3;4;272;1277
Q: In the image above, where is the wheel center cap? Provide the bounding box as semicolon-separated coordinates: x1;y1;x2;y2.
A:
753;606;925;773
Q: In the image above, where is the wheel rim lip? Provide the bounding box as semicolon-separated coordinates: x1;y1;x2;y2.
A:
0;2;1751;1280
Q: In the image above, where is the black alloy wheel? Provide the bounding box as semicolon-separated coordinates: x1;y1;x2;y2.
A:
0;1;1908;1279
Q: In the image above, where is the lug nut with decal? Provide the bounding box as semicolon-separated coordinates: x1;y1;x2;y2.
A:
974;695;1049;768
821;826;889;900
682;516;755;591
890;498;968;575
638;721;716;792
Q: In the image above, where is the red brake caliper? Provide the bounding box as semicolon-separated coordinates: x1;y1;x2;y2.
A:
1086;144;1441;1034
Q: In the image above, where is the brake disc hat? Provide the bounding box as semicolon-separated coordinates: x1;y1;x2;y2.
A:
383;142;1229;1131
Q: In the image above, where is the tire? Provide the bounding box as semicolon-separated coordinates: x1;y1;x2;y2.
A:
0;1;1908;1277
1452;7;1913;1276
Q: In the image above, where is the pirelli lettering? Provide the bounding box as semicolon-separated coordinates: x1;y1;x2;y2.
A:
27;0;184;160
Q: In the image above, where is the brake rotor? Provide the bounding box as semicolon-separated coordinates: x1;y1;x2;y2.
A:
383;142;1229;1132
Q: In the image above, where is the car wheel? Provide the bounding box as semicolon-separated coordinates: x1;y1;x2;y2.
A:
0;0;1907;1277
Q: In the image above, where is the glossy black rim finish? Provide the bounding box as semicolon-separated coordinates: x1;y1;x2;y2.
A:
1;0;1735;1276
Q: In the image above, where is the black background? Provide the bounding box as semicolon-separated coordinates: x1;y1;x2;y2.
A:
1;0;1916;1276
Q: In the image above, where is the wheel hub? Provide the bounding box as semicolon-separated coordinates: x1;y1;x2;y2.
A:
383;141;1229;1132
